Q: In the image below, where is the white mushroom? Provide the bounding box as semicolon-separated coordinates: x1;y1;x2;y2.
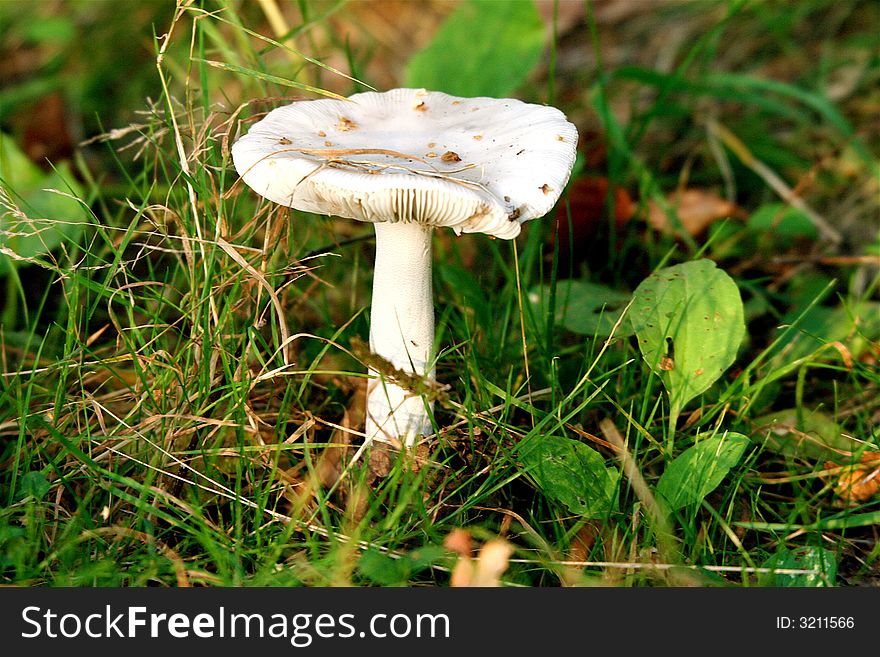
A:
232;88;577;446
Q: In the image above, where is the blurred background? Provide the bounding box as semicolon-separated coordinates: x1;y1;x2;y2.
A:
3;0;877;219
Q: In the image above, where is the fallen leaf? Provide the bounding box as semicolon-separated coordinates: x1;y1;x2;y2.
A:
315;377;365;489
567;524;598;564
367;443;394;481
648;188;744;237
825;452;880;506
22;92;74;165
560;523;600;586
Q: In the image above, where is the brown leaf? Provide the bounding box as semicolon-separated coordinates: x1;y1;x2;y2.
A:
658;356;675;371
567;524;599;563
825;452;880;506
648;189;744;237
22;92;74;165
315;388;362;489
560;523;600;586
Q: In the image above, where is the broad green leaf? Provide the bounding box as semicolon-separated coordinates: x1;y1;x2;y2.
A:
405;0;545;98
18;471;51;500
357;548;410;586
1;131;44;190
0;132;88;273
0;520;27;570
356;545;445;586
519;435;616;519
656;432;749;511
630;259;745;420
759;547;837;587
23;16;76;45
747;203;818;240
529;279;633;337
405;545;447;572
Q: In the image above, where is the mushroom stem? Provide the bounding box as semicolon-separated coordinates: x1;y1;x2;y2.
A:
365;221;435;446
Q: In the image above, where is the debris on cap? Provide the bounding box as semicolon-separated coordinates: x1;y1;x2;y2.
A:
232;88;578;240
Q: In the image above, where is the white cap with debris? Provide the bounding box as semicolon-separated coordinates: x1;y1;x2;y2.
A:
232;88;577;446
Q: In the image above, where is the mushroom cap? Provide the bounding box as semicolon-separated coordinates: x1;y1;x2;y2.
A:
231;88;577;239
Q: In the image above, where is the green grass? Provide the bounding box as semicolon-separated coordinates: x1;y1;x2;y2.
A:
1;0;878;588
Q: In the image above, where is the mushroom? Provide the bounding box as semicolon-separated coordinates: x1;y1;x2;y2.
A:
232;88;577;446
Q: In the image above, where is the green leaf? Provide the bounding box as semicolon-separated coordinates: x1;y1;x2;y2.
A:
0;132;88;273
23;16;76;45
357;548;410;586
405;0;545;97
747;203;818;240
656;432;749;511
18;471;51;500
405;545;447;572
759;547;837;587
0;519;27;570
630;259;745;420
356;545;445;586
519;435;616;519
529;279;633;337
